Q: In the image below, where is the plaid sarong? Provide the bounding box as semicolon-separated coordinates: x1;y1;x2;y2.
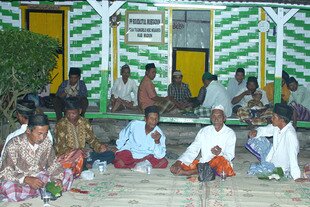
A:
193;106;211;117
0;169;73;202
290;101;310;121
154;99;175;114
245;137;275;176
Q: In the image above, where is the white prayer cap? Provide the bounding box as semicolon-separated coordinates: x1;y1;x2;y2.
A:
211;105;225;115
173;70;182;76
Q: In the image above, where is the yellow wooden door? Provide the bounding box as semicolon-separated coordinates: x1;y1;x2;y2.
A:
175;50;207;96
28;11;64;94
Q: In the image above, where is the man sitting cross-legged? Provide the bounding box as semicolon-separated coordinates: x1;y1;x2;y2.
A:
246;103;301;180
113;105;168;169
0;114;73;202
170;105;236;177
55;97;114;176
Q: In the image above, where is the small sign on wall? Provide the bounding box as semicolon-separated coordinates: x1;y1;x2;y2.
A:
125;11;165;45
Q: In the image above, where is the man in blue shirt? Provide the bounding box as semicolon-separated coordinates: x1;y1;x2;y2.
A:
113;105;168;169
53;67;88;121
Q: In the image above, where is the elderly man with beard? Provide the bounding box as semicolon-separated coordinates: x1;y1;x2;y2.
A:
170;105;236;177
0;114;73;202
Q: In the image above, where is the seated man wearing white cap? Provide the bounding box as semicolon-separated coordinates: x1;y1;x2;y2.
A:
168;70;193;110
246;103;301;180
170;105;236;177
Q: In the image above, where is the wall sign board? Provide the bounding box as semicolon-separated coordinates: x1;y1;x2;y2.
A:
125;11;165;45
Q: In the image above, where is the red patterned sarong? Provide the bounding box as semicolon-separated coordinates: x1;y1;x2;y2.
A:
57;149;85;178
114;150;168;169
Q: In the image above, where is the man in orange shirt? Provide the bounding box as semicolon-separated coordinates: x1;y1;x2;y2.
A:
263;71;290;104
138;63;175;113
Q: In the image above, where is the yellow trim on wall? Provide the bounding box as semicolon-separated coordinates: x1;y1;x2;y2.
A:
62;6;69;79
19;6;27;29
112;26;118;81
209;10;214;74
168;8;173;83
260;8;267;87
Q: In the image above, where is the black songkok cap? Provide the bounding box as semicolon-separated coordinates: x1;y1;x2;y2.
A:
69;67;81;76
273;103;293;121
28;114;49;127
65;97;81;110
287;77;298;85
16;100;36;116
145;63;156;71
144;105;159;117
282;70;290;83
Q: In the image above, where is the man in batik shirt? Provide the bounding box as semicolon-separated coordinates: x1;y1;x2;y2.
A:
0;114;73;202
55;97;114;173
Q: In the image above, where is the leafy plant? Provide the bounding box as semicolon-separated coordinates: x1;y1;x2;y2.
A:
0;29;58;134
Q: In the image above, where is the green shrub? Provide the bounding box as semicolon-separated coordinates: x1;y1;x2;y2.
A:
0;29;58;132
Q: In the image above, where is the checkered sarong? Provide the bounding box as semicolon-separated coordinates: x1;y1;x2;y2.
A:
154;99;175;114
193;106;211;117
0;169;73;202
290;101;310;121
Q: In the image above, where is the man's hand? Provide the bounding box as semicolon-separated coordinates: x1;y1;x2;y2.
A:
151;130;161;144
24;176;44;189
99;144;107;152
248;130;257;138
211;145;222;156
170;161;182;175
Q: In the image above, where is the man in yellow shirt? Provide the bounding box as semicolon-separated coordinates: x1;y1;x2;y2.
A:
263;71;290;104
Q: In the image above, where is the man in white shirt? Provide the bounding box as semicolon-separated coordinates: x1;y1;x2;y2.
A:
227;68;246;101
1;100;53;158
110;64;138;112
170;105;236;176
232;76;269;113
200;72;232;117
247;103;301;180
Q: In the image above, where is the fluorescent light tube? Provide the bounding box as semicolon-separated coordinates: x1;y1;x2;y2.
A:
154;3;226;10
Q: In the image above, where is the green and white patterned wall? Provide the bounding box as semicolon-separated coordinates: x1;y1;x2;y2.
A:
69;1;102;99
213;7;260;87
266;9;310;87
1;1;309;98
118;2;169;97
0;1;19;30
